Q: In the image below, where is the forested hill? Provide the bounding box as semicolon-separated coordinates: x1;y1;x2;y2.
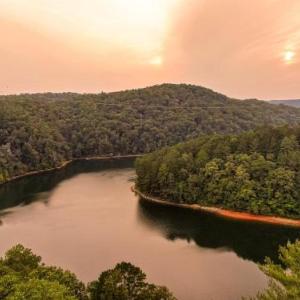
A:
1;83;300;183
135;126;300;219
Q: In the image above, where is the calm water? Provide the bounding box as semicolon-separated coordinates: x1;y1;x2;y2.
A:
0;158;299;300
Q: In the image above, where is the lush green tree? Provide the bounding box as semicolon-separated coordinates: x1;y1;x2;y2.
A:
0;245;176;300
6;279;77;300
0;244;87;300
31;266;87;300
135;126;300;218
1;244;41;275
88;262;176;300
249;240;300;300
0;274;20;299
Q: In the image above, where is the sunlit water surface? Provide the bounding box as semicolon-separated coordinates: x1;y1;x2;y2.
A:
0;159;299;300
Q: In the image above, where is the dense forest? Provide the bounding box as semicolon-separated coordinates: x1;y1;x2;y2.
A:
0;244;175;300
135;126;300;219
1;84;300;184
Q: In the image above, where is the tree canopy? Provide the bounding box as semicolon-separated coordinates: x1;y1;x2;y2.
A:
0;245;176;300
0;244;85;300
135;126;300;218
1;84;300;184
88;262;175;300
249;240;300;300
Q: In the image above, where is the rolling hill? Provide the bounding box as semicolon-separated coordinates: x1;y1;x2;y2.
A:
1;83;300;183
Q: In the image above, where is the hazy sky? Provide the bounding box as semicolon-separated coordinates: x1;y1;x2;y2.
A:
0;0;300;99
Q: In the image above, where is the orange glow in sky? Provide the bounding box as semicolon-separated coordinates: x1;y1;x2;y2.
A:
0;0;178;65
0;0;300;99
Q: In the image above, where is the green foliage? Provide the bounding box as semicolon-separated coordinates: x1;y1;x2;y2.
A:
2;244;41;275
135;126;300;218
249;240;300;300
31;266;87;300
0;245;176;300
88;262;176;300
1;84;300;183
0;244;87;300
6;279;77;300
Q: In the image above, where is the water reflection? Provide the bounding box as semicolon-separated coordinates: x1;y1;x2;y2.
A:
0;158;135;211
0;165;269;299
137;198;300;263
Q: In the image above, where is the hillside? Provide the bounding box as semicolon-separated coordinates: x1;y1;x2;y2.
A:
135;126;300;219
1;83;300;183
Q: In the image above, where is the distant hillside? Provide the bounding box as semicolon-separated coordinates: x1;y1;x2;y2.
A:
1;83;300;183
269;100;300;108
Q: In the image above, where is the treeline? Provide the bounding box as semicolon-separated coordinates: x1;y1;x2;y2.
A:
0;244;175;300
1;84;300;184
135;126;300;219
1;242;300;300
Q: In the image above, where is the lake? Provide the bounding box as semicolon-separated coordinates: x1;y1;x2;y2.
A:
0;158;299;300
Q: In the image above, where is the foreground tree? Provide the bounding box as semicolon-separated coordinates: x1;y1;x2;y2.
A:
0;244;87;300
3;279;77;300
250;240;300;299
0;245;176;300
88;262;176;300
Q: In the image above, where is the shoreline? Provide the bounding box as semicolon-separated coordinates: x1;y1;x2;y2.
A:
132;186;300;227
0;154;142;186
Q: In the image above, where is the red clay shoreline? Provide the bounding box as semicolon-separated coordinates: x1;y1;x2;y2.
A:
0;154;143;186
132;186;300;228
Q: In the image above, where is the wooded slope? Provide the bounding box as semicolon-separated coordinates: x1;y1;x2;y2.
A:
1;84;300;183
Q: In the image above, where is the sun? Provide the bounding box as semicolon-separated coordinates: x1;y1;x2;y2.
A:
283;50;295;64
149;56;163;66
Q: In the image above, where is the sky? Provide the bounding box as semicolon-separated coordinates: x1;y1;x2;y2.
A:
0;0;300;99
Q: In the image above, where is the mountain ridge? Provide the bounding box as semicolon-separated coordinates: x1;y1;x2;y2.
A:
269;99;300;108
1;83;300;183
